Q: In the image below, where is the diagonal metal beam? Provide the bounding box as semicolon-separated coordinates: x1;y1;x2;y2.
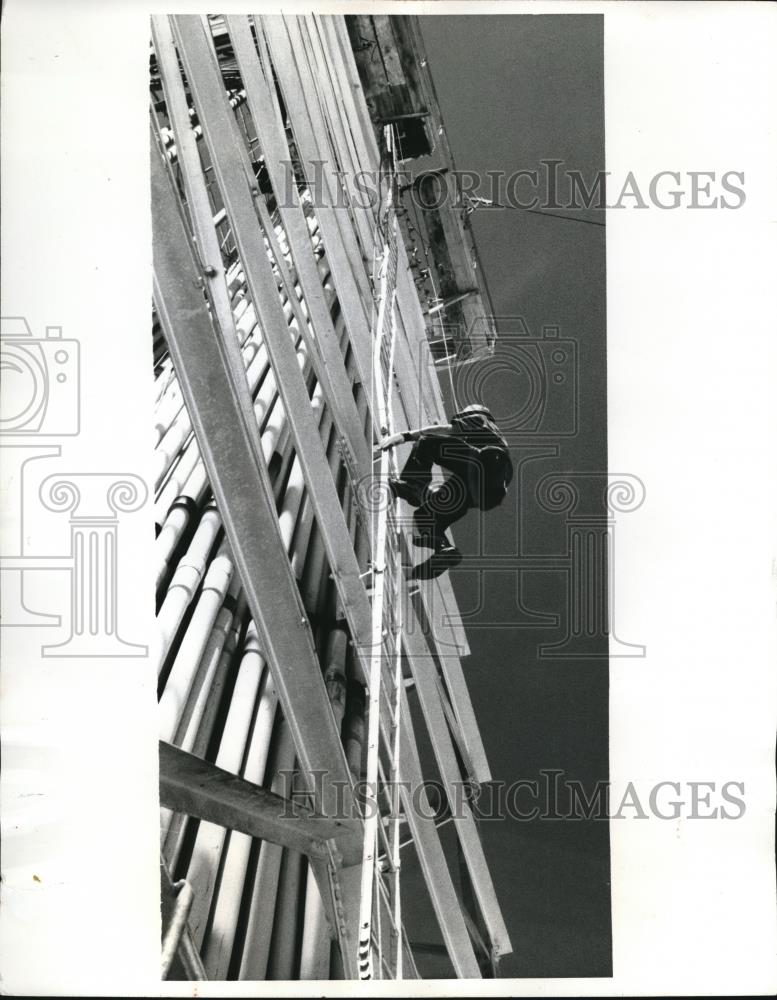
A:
157;16;504;976
171;15;375;650
259;15;375;395
169;18;416;814
277;13;429;466
151;134;363;975
293;16;377;264
263;9;502;951
403;625;512;958
159;741;348;858
395;683;481;978
225;14;372;481
318;16;493;783
151;15;240;374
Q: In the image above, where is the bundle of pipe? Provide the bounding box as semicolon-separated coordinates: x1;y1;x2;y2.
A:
153;47;382;974
159;437;365;979
155;198;374;979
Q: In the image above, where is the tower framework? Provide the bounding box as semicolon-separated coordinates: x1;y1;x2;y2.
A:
151;13;510;980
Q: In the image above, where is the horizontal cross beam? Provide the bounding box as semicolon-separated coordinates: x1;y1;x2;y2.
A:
159;741;351;859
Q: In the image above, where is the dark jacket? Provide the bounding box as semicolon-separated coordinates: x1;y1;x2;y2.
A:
448;408;513;510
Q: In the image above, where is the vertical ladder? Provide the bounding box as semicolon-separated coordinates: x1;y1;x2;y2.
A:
357;125;405;981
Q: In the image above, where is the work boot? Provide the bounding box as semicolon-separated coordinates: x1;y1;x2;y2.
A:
389;477;425;508
411;528;437;549
411;540;463;581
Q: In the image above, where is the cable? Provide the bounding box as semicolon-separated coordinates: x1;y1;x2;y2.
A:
478;200;606;229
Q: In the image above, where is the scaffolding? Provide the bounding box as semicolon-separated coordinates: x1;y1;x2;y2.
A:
150;13;511;980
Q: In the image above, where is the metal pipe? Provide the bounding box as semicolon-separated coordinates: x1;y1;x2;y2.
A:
154;329;310;609
154;436;201;527
162;593;248;866
155;412;193;491
200;645;279;979
160;879;195;978
299;869;331;980
170;571;243;749
236;718;297;980
299;623;349;979
183;622;270;948
158;542;234;743
156;504;222;675
160;586;247;861
155;388;186;446
289;410;333;581
343;681;366;782
267;839;305;980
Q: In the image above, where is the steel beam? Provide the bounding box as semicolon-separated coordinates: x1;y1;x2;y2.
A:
395;684;481;978
159;741;346;858
294;16;377;263
151;15;240;377
170;16;375;650
282;15;376;304
319;17;494;783
266;11;501;944
402;625;512;958
259;15;375;396
155;15;505;976
151;135;363;976
225;14;373;482
169;17;421;833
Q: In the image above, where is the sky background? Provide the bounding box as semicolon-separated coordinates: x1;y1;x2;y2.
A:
405;15;610;978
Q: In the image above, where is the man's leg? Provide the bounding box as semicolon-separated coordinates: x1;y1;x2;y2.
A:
390;436;439;507
410;521;464;579
412;475;470;544
409;476;471;580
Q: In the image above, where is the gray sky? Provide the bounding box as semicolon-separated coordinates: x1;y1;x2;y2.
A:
409;15;610;978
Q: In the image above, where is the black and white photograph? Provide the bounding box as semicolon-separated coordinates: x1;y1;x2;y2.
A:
150;12;609;981
1;2;776;995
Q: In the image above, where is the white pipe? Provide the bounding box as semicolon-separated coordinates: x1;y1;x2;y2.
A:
237;718;297;981
299;873;331;980
170;572;243;751
155;390;186;446
299;625;348;980
202;645;279;979
163;592;248;867
184;625;270;949
155;412;193;491
158;543;234;743
159;576;244;854
155;505;222;675
154;435;201;525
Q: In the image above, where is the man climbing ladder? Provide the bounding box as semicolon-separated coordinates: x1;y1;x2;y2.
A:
375;404;514;581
